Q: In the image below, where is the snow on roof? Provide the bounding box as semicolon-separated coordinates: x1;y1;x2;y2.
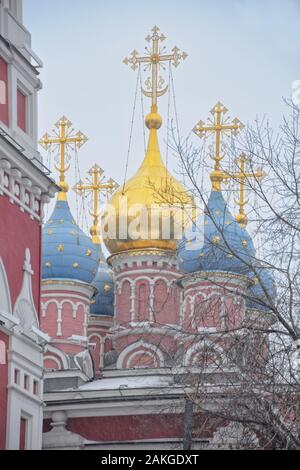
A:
79;375;174;391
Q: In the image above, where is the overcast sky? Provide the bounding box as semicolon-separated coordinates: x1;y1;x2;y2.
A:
24;0;300;227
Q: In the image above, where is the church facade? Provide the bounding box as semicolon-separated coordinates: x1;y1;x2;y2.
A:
0;2;276;450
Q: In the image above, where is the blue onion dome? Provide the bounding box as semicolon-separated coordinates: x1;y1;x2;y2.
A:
177;190;256;276
42;199;99;283
90;247;114;316
247;268;276;312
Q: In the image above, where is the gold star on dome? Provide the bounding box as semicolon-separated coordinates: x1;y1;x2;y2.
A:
212;236;221;245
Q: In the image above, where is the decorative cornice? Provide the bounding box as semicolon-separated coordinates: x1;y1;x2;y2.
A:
108;249;179;273
245;308;277;325
179;271;250;290
108;248;175;263
0;156;57;222
42;279;96;299
111;324;180;339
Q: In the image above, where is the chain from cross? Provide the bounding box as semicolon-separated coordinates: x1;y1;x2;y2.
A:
193;102;245;192
223;153;265;228
39;116;88;201
73;164;119;244
124;26;187;110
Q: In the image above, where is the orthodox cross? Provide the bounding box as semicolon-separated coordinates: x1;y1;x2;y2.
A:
193;102;245;192
124;25;187;111
39;116;88;201
74;164;119;244
223;153;265;228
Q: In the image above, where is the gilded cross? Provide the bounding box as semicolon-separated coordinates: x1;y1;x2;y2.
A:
39;116;88;201
223;154;265;228
193;102;245;192
124;26;187;110
73;164;119;244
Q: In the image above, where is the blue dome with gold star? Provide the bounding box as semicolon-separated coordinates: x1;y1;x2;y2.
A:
177;191;255;275
177;190;276;312
90;247;114;316
42;200;99;283
247;269;276;312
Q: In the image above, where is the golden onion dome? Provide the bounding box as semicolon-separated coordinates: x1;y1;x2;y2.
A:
102;107;195;255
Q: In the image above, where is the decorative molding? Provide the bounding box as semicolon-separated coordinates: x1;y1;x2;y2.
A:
42;280;96;299
73;350;94;380
111;324;180;339
88;333;105;370
0;256;12;316
43;411;85;450
116;275;178;324
0;158;56;222
126;350;158;369
44;344;69;370
13;249;39;334
184;339;226;367
116;340;165;369
42;292;92;304
41;298;87;337
180;271;250;291
44;355;62;370
115;268;181;280
108;250;179;272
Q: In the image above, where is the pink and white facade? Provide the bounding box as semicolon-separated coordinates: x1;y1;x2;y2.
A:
110;250;182;370
41;281;94;369
41;246;274;450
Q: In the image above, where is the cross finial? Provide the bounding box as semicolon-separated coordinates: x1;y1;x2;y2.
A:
73;164;119;244
193;102;245;192
124;26;187;112
39;116;88;201
225;153;265;228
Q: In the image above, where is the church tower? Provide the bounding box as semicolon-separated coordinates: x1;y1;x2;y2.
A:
39;117;100;386
102;27;193;370
0;0;57;450
177;102;276;378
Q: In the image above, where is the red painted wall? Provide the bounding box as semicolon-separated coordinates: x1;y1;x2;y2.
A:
0;56;9;127
0;194;41;316
44;413;223;444
0;331;8;450
67;414;184;442
17;89;27;133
